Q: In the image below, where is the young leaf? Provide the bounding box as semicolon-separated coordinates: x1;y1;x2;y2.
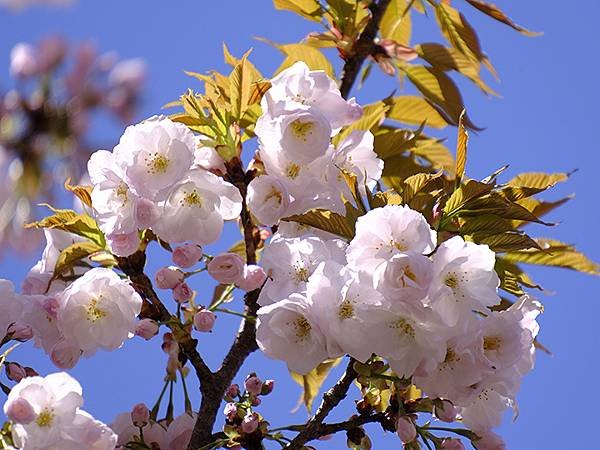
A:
443;179;494;216
229;51;255;121
273;0;323;22
64;179;92;208
290;358;342;412
465;0;541;36
455;110;469;182
335;101;389;143
380;0;412;46
387;96;449;129
508;172;569;189
283;207;359;240
53;241;104;281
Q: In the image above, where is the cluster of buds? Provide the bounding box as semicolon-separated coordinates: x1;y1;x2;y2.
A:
207;253;267;292
161;332;187;381
4;362;38;383
155;266;194;304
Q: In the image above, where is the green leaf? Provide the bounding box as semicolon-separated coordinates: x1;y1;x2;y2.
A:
495;257;541;296
400;65;480;130
512;196;572;228
229;51;255;121
507;172;569;189
467;231;541;253
455;110;469;182
290;358;342;412
402;171;443;203
387;96;449;129
273;0;323;21
412;137;455;176
442;179;494;216
373;125;423;160
26;207;106;248
465;0;541;36
259;39;334;78
335;101;389;144
503;239;600;275
380;0;412;45
53;241;104;280
283;207;359;240
64;179;93;208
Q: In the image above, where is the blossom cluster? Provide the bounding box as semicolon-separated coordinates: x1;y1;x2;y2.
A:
256;207;541;442
88;115;242;255
3;372;116;449
247;61;383;226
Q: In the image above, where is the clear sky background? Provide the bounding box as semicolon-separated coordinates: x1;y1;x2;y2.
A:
1;1;599;449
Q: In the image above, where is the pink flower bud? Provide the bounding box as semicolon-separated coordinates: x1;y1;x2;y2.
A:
172;244;203;268
5;362;26;382
193;310;216;332
162;333;179;355
37;35;67;72
223;403;238;421
244;376;263;396
10;43;38;79
166;354;180;375
8;322;33;341
396;416;417;443
21;272;51;295
135;319;159;340
441;438;466;450
134;197;159;229
173;282;193;304
226;384;240;399
207;253;245;284
5;398;35;424
237;265;267;291
155;266;184;289
107;232;140;257
251;396;261;406
131;403;150;428
261;379;275;395
50;340;81;369
474;431;506;450
435;400;458;423
24;367;38;377
241;412;259;434
259;229;271;241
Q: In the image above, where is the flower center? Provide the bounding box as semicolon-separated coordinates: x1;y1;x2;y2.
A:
292;316;311;341
265;187;283;206
146;152;170;174
36;408;55;427
115;181;129;203
286;163;301;180
444;274;458;289
390;318;415;338
338;300;354;320
87;297;107;322
391;240;407;251
292;262;310;283
181;189;203;207
483;336;502;351
290;119;315;142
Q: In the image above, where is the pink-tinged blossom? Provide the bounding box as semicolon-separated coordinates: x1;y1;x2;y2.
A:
346;205;437;271
244;376;263;396
0;279;23;339
134;197;160;229
50;339;82;369
241;412;259;434
441;438;466;450
10;43;38;78
473;430;506;450
131;403;149;427
429;236;501;327
207;253;245;284
20;295;63;354
223;403;238;421
57;267;142;357
61;410;117;450
155;266;185;289
166;411;197;450
111;412;168;449
173;282;193;303
113;116;195;201
193;310;216;333
434;400;458;423
106;231;140;257
193;136;226;174
4;372;83;449
172;244;203;268
5;397;35;424
261;61;362;130
256;295;328;374
246;175;292;226
153;169;242;245
237;265;267;292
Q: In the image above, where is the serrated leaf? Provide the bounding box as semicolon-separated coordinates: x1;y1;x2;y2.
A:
400;65;480;130
26;208;106;248
465;0;541;36
512;196;572;228
291;358;341;412
402;171;443;203
283;208;358;240
461;194;552;225
508;172;569;189
273;0;323;21
495;257;541;296
53;241;103;280
443;179;494;216
412;137;455;176
467;231;541;252
210;283;235;308
373;126;422;160
504;239;599;275
455;110;468;181
387;96;449;129
435;3;486;65
64;179;92;208
229;51;255;121
459;214;514;235
380;0;412;46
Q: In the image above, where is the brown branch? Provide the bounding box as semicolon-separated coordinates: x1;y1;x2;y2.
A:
117;252;214;384
284;359;358;450
339;0;392;99
187;157;261;450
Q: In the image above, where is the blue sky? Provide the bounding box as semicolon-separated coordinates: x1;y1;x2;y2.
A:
1;1;599;448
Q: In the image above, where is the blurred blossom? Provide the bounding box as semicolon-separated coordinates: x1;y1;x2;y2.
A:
0;0;75;11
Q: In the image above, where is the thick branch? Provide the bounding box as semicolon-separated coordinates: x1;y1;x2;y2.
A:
117;253;214;384
284;359;358;450
187;158;261;449
339;0;392;99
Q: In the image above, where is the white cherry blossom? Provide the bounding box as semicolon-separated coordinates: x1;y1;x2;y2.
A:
246;175;292;226
0;279;23;339
111;412;168;449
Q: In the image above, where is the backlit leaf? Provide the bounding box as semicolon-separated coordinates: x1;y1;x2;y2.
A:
64;179;92;208
455;110;469;181
508;172;569;190
273;0;323;22
283;208;359;240
291;358;342;412
387;96;449;129
380;0;412;46
465;0;541;36
53;241;104;281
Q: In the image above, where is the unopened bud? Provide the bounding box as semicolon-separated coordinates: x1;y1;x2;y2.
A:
251;396;261;407
24;367;38;377
193;310;216;332
226;384;240;399
131;403;150;428
441;438;466;450
237;265;267;292
244;376;263;396
207;253;245;284
172;244;203;268
396;416;417;444
241;412;259;434
261;379;275;395
223;403;238;421
135;319;159;340
8;322;33;341
50;340;81;369
173;282;193;303
5;362;26;382
155;266;184;289
474;431;506;450
435;399;458;423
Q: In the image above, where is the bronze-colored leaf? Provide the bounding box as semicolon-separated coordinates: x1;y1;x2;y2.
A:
290;358;342;412
455;110;468;181
465;0;541;36
387;96;449;129
64;179;93;208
